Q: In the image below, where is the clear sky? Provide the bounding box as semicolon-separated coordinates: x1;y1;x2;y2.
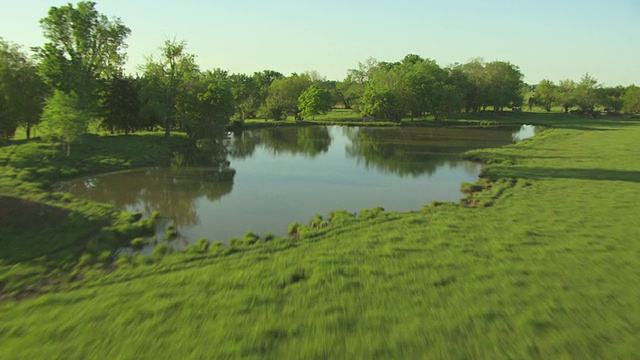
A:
1;0;639;85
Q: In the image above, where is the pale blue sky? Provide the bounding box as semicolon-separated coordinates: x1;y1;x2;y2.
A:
1;0;638;85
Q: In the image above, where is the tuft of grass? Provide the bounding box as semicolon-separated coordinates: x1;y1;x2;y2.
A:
287;222;301;237
243;232;260;245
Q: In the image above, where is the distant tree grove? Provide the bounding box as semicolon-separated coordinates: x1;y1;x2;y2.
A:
1;1;639;146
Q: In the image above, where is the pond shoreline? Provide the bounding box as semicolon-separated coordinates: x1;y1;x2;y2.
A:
0;112;616;299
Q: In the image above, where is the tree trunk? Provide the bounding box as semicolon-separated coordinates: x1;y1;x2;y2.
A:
26;124;31;140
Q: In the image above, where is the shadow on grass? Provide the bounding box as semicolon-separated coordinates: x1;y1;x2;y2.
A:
0;195;110;265
0;195;70;228
495;167;640;183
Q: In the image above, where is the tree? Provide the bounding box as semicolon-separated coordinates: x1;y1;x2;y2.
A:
622;85;640;114
40;91;91;156
597;86;625;113
141;39;199;137
100;75;140;134
556;79;576;113
533;79;557;111
259;74;312;120
400;56;453;120
484;61;524;111
229;73;260;122
360;66;407;122
574;73;599;112
298;85;333;120
36;1;130;109
0;38;48;141
458;58;488;112
180;70;234;140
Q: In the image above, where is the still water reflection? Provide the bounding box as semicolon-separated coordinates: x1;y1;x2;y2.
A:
59;125;534;244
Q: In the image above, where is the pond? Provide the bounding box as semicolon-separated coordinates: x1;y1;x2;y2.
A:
58;125;535;247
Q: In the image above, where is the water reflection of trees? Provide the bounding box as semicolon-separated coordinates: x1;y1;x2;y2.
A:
226;126;332;159
62;144;235;228
344;127;515;177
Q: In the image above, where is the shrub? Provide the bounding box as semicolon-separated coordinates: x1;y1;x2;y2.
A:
328;209;356;226
97;250;112;264
460;182;483;195
134;255;153;266
152;244;169;258
359;206;385;220
195;238;210;252
208;241;223;254
264;233;275;242
131;237;146;251
243;232;260;245
115;252;131;267
78;253;95;267
164;229;178;241
288;222;301;237
309;214;327;229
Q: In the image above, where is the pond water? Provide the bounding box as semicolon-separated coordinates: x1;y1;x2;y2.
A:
58;125;535;246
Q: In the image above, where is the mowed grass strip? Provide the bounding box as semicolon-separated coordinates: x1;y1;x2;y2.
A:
1;118;640;358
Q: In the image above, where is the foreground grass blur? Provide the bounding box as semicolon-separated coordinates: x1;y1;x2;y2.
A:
1;113;639;358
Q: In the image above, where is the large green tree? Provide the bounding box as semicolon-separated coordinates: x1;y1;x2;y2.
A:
597;86;625;113
40;91;91;156
556;79;577;113
360;65;407;122
574;73;600;112
0;38;48;141
457;58;488;112
484;61;524;111
179;70;234;140
259;74;312;120
229;73;260;122
533;79;557;112
141;39;199;137
100;75;140;134
298;85;333;120
622;85;640;114
36;1;130;109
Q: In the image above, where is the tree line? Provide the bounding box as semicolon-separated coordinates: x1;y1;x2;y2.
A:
529;75;640;115
1;1;639;147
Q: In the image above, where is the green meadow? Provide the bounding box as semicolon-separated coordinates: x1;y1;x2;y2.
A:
1;113;640;358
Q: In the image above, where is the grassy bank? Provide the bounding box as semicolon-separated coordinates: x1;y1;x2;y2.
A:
0;133;191;298
1;114;640;358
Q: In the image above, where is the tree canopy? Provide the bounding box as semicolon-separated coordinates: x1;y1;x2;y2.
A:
36;1;130;108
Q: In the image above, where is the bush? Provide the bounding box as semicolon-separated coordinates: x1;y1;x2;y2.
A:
209;241;223;254
133;255;153;266
115;252;131;267
328;209;356;226
191;238;210;253
309;214;327;229
77;253;95;267
164;229;178;241
264;233;275;242
97;250;112;262
131;237;146;251
359;206;385;220
460;182;483;195
288;222;301;237
243;232;260;245
152;244;169;258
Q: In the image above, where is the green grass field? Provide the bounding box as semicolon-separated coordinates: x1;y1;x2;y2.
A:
1;113;639;358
